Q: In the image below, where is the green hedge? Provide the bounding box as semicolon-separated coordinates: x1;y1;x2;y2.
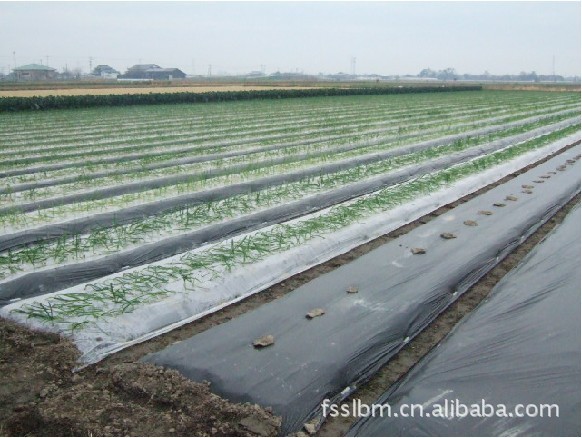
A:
0;85;482;112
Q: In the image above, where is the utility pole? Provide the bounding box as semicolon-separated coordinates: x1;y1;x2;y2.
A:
350;56;356;77
191;58;195;75
552;54;556;82
89;56;93;74
46;55;49;67
12;51;16;68
207;64;212;77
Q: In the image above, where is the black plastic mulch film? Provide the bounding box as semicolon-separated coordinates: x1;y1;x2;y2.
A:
349;204;581;437
143;146;580;435
0;120;578;305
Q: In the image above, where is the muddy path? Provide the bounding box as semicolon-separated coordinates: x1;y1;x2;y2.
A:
0;141;579;436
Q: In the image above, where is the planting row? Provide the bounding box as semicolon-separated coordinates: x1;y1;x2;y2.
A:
1;113;578;236
1;91;577;173
350;204;580;437
2;89;556;143
3;108;578;213
3;101;578;190
2;131;578;368
0;117;578;275
143;146;581;434
2;123;577;301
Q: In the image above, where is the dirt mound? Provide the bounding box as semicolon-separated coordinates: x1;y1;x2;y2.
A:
0;319;280;436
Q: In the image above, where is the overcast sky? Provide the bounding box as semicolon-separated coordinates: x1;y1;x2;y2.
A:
0;1;580;77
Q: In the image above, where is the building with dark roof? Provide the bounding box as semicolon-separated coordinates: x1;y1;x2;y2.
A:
13;64;57;81
120;64;186;80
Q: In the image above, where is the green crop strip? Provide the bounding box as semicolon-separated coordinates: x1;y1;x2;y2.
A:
1;99;473;158
0;85;485;113
6;104;572;205
2;91;575;147
2;93;576;189
1;97;559;177
3;91;580;167
4;95;572;156
5;118;565;279
10;124;579;330
1;114;577;234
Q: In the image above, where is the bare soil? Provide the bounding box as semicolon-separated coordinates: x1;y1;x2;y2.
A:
0;321;281;436
0;141;579;436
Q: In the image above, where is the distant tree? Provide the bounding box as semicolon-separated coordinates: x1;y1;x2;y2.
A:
519;70;538;82
419;68;437;78
70;67;83;79
437;68;457;81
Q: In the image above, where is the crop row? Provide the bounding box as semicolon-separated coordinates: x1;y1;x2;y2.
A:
8;122;578;330
3;93;580;191
3;105;576;206
2;112;577;235
3;89;561;140
4;90;576;155
0;126;533;280
5;95;572;174
0;100;509;171
0;121;578;296
1;97;473;155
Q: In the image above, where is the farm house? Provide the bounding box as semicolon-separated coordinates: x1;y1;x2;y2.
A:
119;64;186;80
12;63;57;81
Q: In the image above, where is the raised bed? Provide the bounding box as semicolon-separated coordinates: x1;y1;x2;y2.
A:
349;204;581;437
140;146;580;434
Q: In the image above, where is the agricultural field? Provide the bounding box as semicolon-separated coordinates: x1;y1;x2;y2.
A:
0;84;318;98
0;89;580;435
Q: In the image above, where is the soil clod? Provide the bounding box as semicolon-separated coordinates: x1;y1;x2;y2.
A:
306;309;325;319
505;195;518;201
410;247;426;255
463;220;478;227
440;232;457;239
346;286;359;294
303;418;319;435
478;210;493;215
